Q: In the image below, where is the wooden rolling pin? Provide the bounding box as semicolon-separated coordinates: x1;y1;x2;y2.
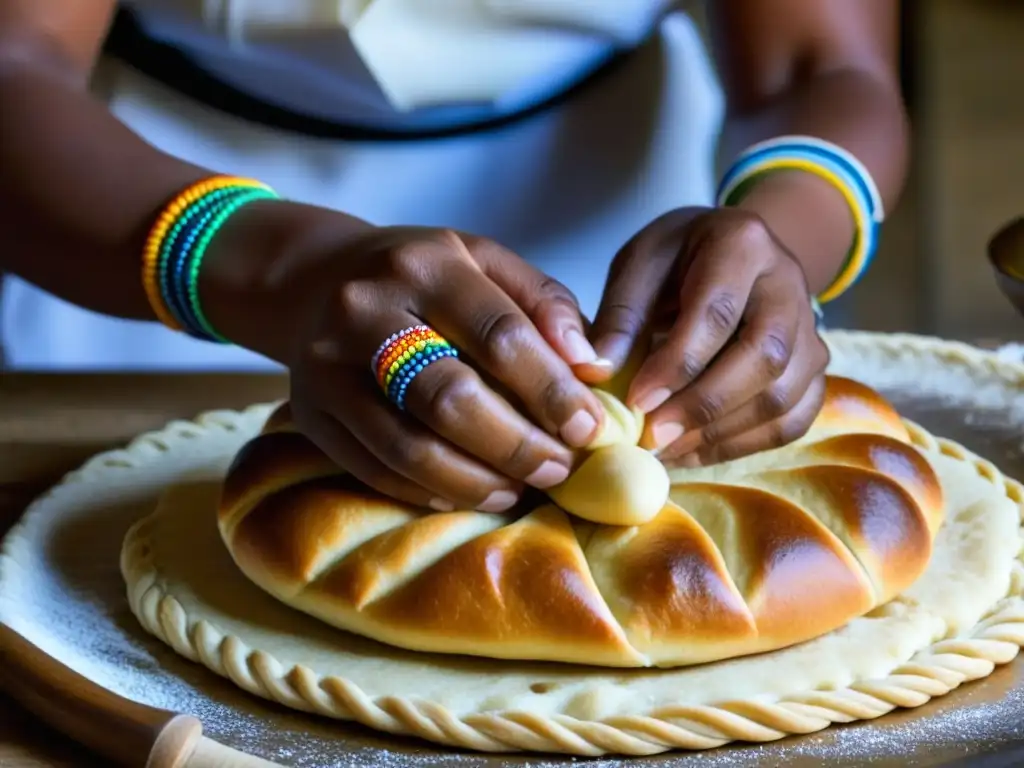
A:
989;216;1024;316
0;624;279;767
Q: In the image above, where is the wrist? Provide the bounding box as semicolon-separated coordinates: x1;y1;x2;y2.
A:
717;136;885;303
732;170;855;295
199;199;374;364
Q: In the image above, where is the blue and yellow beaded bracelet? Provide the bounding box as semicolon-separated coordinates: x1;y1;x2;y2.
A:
717;136;885;305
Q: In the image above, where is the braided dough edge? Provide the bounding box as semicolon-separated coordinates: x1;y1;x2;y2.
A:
111;330;1024;756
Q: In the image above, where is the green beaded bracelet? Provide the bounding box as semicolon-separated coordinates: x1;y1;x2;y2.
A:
179;189;277;342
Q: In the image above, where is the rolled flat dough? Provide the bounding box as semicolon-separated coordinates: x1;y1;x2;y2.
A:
118;332;1024;756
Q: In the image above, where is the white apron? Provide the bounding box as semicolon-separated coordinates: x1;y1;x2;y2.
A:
0;7;723;370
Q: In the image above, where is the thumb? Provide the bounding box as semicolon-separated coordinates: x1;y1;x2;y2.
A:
588;231;679;378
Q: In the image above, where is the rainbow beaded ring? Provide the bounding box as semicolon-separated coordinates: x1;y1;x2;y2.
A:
371;325;459;411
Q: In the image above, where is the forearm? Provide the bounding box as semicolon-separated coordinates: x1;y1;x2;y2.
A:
0;53;370;361
719;69;909;295
0;56;211;320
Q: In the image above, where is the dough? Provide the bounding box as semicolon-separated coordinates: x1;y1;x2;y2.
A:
118;332;1024;755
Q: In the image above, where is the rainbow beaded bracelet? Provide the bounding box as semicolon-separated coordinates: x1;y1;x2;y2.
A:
141;175;279;342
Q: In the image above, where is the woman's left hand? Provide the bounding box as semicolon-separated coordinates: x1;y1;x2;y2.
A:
583;206;830;467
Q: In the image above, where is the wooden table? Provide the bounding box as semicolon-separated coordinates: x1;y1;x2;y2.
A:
0;373;287;767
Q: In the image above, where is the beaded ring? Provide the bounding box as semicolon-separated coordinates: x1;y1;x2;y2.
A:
372;325;459;411
141;175;279;342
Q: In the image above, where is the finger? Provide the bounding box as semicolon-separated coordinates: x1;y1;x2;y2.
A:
588;225;680;375
328;263;585;487
656;334;829;462
641;310;797;455
290;401;452;511
471;238;609;371
421;255;604;448
353;304;583;483
299;361;523;513
401;356;580;490
626;219;777;415
666;374;827;468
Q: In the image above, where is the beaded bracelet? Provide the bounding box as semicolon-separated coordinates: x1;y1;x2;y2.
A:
141;176;279;342
716;136;885;305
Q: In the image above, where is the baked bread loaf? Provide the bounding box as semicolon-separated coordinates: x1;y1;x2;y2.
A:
217;375;944;668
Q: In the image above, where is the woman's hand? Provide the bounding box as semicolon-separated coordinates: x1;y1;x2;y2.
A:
261;222;608;514
584;206;829;467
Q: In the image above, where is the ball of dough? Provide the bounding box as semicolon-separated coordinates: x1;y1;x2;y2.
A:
546;387;670;526
548;442;670;526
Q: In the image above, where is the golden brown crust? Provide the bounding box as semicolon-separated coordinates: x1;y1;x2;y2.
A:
357;506;642;664
216;375;945;668
817;375;911;439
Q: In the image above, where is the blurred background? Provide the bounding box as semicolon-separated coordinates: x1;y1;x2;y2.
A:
828;0;1024;342
684;0;1024;343
5;0;1024;366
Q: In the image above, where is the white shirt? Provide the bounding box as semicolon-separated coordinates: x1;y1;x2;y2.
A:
1;2;724;371
124;0;674;129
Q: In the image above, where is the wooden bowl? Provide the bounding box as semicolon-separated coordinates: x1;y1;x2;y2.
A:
989;217;1024;316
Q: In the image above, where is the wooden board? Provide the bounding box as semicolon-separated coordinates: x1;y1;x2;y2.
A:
0;373;286;767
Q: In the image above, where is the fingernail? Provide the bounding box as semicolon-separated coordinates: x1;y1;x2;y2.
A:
563;329;598;365
525;460;570;489
429;498;455;512
590;358;615;369
561;410;598;447
652;422;684;450
479;490;519;513
593;337;630;367
635;387;672;414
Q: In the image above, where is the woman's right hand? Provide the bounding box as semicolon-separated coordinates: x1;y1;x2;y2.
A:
229;218;609;514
